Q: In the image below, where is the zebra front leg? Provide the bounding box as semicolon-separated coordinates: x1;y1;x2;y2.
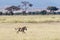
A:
17;30;19;33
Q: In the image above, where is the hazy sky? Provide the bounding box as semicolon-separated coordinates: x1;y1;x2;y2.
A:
0;0;60;9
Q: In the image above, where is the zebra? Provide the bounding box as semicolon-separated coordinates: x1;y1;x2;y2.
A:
15;26;27;33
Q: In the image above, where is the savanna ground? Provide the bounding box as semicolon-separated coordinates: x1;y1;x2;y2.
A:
0;15;60;40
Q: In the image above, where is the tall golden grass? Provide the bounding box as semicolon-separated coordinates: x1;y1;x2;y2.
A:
0;15;60;23
0;23;60;40
0;15;60;40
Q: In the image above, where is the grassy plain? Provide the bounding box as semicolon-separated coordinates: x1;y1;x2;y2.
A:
0;15;60;40
0;15;60;23
0;23;60;40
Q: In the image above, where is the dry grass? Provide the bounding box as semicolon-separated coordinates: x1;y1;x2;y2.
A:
0;15;60;23
0;15;60;40
0;23;60;40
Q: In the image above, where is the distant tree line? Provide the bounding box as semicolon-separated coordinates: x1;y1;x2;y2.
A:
0;6;60;15
0;1;60;15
